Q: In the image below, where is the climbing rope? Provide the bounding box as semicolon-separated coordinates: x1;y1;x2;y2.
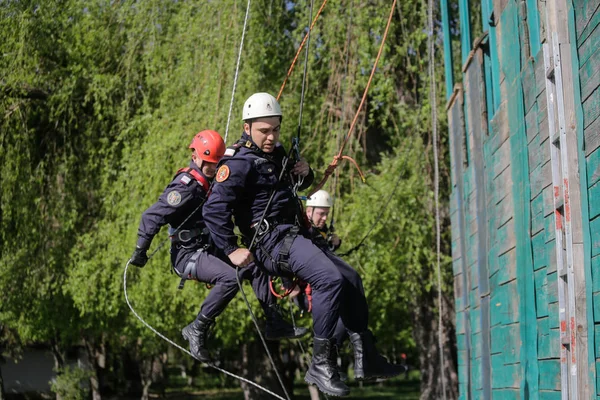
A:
224;0;251;143
123;261;286;400
426;0;446;395
234;270;292;400
309;0;397;197
276;0;329;101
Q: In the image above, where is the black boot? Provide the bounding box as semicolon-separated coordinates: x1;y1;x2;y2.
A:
349;330;404;381
305;337;350;397
181;314;214;363
329;342;348;382
265;304;310;340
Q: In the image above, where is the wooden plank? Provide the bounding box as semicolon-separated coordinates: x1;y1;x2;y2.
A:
587;146;600;186
521;58;537;113
455;276;465;310
537;317;551;358
538;390;562;400
487;103;510;156
535;270;549;317
490;324;520;361
578;16;600;67
592;254;600;293
492;133;513;179
594;292;600;322
592;216;600;257
490;354;520;389
575;0;600;42
583;86;600;129
584;115;600;156
543;186;554;217
525;103;539;144
496;196;513;228
470;307;482;336
579;43;600;102
528;133;550;172
534;50;546;97
491;279;519;325
597;359;600;394
546;239;557;274
538;360;561;390
496;247;517;284
493;0;510;25
489;166;513;207
595;321;600;357
589;181;600;219
497;218;517;255
532;231;547;270
530;160;552;199
531;202;544;236
549;301;559;329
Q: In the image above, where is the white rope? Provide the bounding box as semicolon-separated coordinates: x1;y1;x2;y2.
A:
123;261;286;400
224;0;251;143
427;0;447;398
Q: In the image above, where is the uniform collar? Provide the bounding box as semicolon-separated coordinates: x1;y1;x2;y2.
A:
240;132;283;160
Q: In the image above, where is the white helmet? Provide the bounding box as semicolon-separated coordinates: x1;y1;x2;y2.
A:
306;190;333;208
242;92;282;121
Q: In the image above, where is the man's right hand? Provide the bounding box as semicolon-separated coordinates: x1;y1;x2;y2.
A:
130;246;149;268
228;248;254;268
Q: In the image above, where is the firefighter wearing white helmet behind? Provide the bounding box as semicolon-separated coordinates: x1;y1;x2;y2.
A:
306;190;342;252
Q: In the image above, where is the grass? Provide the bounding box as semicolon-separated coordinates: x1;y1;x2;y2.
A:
152;378;420;399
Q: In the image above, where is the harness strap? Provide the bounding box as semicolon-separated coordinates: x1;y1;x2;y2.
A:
177;248;203;290
277;226;299;274
177;167;210;192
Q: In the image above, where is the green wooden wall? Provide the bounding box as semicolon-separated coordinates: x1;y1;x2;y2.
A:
571;0;600;396
446;0;600;398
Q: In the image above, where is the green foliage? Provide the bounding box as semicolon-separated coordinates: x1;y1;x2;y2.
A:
1;0;454;391
50;365;92;400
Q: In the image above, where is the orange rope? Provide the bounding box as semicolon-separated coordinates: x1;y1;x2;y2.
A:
309;0;397;196
276;0;329;101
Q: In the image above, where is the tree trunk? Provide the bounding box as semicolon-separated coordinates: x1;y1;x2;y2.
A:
83;337;106;400
0;362;5;400
413;290;458;400
139;354;165;400
51;339;66;400
239;340;295;400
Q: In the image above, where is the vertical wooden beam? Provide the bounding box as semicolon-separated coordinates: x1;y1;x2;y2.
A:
458;0;472;64
566;0;596;397
448;85;473;399
441;0;454;99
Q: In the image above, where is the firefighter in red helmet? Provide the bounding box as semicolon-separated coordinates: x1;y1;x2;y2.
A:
130;130;306;363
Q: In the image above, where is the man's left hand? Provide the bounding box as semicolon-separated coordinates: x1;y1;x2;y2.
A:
292;160;310;177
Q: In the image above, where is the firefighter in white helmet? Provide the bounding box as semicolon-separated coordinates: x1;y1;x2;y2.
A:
306;190;342;252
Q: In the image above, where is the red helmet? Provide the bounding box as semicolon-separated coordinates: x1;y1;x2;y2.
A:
189;130;226;163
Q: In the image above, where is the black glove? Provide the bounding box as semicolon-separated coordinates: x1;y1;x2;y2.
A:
130;246;149;268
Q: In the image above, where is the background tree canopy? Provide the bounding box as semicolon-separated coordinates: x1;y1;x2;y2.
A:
0;0;457;399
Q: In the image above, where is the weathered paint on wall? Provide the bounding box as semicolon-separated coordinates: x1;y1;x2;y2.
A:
444;0;600;397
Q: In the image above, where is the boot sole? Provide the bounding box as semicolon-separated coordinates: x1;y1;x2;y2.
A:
304;373;350;397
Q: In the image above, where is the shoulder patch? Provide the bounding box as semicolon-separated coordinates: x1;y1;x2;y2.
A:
215;165;230;182
180;175;192;185
224;148;236;157
167;190;182;206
